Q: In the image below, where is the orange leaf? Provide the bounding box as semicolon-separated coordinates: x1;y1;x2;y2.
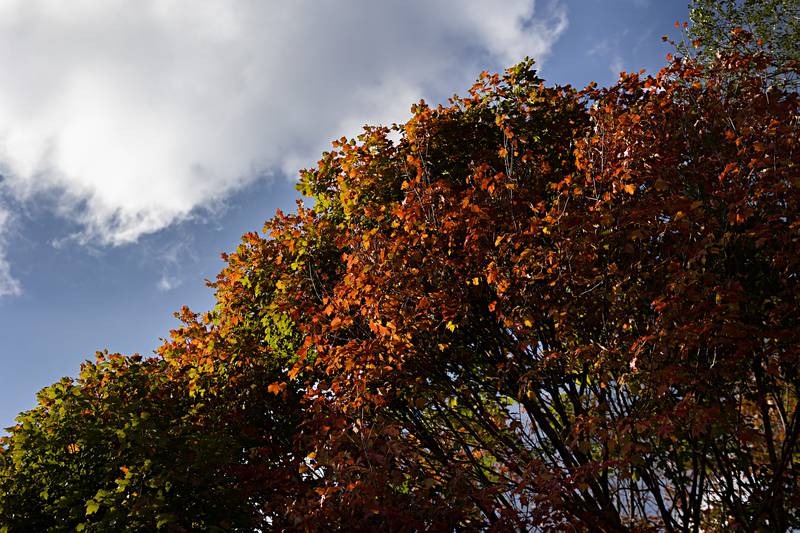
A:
268;382;286;395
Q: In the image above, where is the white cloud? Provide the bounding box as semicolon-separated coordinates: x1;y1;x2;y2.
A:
0;0;567;284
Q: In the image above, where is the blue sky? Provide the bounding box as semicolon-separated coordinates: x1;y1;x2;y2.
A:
0;0;688;430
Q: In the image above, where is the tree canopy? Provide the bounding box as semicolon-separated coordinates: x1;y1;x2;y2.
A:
2;35;800;531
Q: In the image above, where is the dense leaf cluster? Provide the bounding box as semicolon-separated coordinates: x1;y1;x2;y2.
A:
2;40;799;531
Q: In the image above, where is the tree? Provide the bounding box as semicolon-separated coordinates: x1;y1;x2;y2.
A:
0;305;305;531
274;52;800;529
3;44;800;532
688;0;800;88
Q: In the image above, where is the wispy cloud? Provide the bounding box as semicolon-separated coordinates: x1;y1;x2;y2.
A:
152;234;196;293
588;31;629;78
0;206;21;297
0;0;568;287
157;274;179;292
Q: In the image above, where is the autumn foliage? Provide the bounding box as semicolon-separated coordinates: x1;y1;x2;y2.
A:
2;35;800;530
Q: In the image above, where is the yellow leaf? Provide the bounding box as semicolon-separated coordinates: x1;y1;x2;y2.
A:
445;321;457;332
623;183;636;195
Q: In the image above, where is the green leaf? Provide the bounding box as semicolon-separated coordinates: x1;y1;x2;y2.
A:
157;513;176;528
85;499;100;516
